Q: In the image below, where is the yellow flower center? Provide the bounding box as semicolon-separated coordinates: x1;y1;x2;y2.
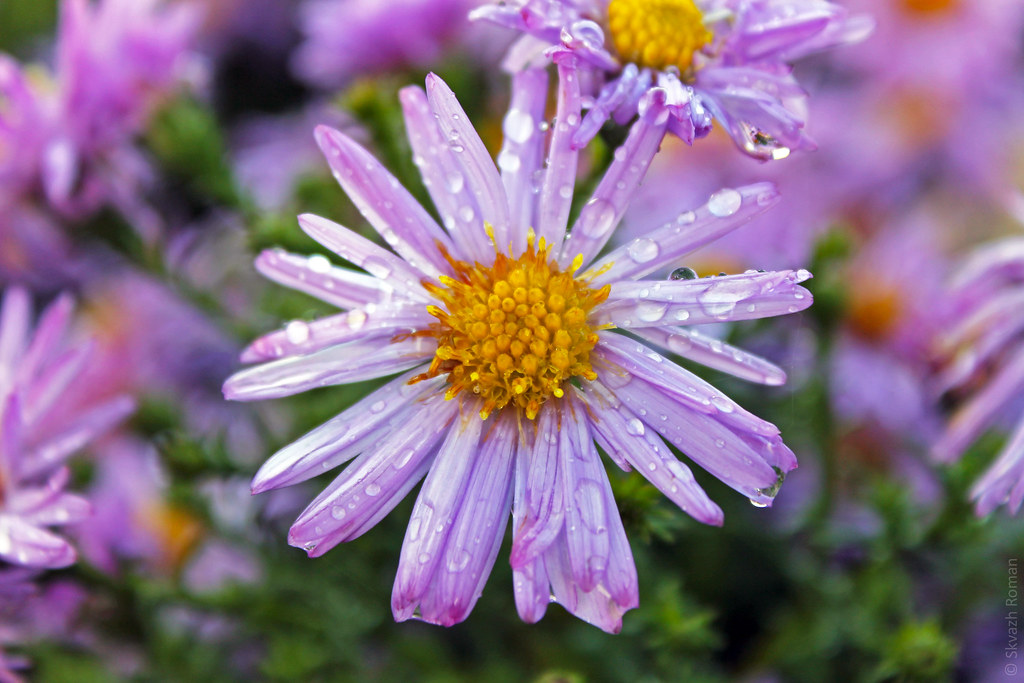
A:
847;282;904;342
901;0;958;15
607;0;713;73
413;231;608;421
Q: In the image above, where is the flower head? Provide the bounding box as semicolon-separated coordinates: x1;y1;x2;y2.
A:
933;238;1024;515
0;287;134;569
473;0;872;159
224;66;811;631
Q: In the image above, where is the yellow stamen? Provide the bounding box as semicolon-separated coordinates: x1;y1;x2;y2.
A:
847;282;904;342
412;230;609;420
607;0;713;73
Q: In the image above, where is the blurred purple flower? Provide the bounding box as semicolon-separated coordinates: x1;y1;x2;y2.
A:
473;0;871;158
830;219;947;440
225;65;810;631
933;238;1024;515
294;0;504;89
0;0;202;234
0;287;133;569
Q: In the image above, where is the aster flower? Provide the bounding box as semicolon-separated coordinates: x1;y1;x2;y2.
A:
293;0;501;89
933;238;1024;515
224;65;811;632
0;287;134;569
473;0;872;159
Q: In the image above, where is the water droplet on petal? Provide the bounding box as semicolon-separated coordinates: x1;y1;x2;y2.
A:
448;549;472;573
628;238;660;263
331;506;347;520
670;266;698;280
708;188;742;217
446;172;465;193
580;198;617;238
285;321;310;344
308;254;331;273
347;309;368;330
365;483;381;496
749;498;768;508
626;418;645;436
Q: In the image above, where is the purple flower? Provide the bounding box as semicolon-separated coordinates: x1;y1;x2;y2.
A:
933;238;1024;515
0;0;201;232
0;287;134;569
473;0;872;158
293;0;502;89
224;66;810;632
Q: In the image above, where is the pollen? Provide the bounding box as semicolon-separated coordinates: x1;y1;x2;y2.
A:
413;230;609;421
607;0;713;74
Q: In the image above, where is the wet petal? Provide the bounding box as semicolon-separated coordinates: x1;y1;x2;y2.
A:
498;67;549;253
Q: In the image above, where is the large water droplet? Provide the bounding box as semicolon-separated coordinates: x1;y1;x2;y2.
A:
331;506;347;520
347;309;368;330
670;266;698;280
628;238;660;263
504;108;535;143
625;418;645;436
707;188;742;217
635;301;668;323
365;483;382;496
580;198;617;238
446;172;465;193
285;321;310;344
308;254;332;273
448;549;472;573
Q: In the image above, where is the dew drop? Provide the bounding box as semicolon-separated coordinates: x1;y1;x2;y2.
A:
707;188;742;217
503;108;535;143
628;238;660;263
749;498;768;508
347;309;368;330
446;172;465;193
285;320;310;344
625;418;645;436
448;549;472;573
670;266;698;280
365;483;381;496
418;552;432;564
308;254;332;273
331;506;347;520
580;198;617;238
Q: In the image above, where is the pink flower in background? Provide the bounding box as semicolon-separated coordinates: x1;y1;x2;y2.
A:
225;65;810;632
0;288;133;569
293;0;503;89
0;0;202;234
474;0;872;157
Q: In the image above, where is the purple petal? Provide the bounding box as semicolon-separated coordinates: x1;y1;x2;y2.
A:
249;370;444;493
582;382;724;525
594;361;781;502
633;326;787;386
0;287;31;376
589;183;781;285
595;269;813;328
535;53;582;248
24;395;135;479
288;394;459;555
399;85;492;264
254;248;424;311
0;516;76;569
298;213;430;299
240;303;432;363
511;444;550;623
417;415;516;626
573;64;645;148
22;342;93;425
498;67;549;254
222;337;433;401
313;125;454;278
392;412;483;620
559;397;610;593
561;88;669;267
17;293;73;386
972;421;1024;515
510;404;564;568
425;74;510;253
934;348;1024;464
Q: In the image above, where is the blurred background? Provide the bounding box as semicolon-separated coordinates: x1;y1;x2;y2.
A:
1;0;1024;680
